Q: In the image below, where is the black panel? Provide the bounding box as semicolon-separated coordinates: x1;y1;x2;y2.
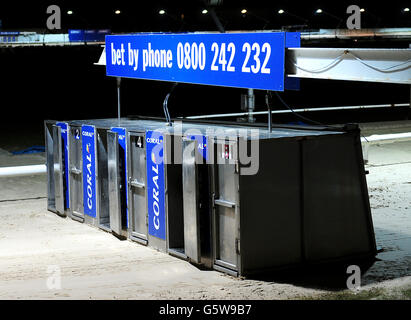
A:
303;134;375;262
240;139;303;273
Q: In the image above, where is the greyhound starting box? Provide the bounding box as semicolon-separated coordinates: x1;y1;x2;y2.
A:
43;31;377;277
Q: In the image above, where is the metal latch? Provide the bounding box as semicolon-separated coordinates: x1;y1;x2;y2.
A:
70;167;81;175
214;198;235;208
130;179;145;189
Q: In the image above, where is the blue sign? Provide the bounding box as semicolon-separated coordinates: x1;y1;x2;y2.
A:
68;29;85;42
146;130;166;240
0;31;19;35
82;125;97;217
106;32;286;91
57;122;69;209
111;127;128;227
69;29;110;42
188;135;208;161
97;29;111;41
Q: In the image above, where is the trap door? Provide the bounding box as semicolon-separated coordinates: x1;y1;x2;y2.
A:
52;125;65;215
128;133;148;243
69;126;83;221
182;138;201;263
107;130;122;236
213;139;240;272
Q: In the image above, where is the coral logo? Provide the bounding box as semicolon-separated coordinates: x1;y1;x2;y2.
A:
85;143;93;210
82;125;96;217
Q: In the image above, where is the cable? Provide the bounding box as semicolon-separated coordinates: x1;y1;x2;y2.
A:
273;91;372;142
163;82;178;124
293;53;346;73
273;91;328;126
265;91;272;132
346;51;411;73
293;50;411;74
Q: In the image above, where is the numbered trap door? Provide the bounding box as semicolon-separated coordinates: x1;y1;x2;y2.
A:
128;132;148;244
69;126;84;222
212;139;240;274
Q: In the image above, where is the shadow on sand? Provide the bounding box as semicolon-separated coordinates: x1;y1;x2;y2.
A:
247;257;377;292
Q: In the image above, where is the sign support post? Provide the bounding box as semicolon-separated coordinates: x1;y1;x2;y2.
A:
116;77;121;125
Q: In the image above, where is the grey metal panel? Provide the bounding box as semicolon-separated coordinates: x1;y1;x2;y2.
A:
107;130;122;235
69;126;84;221
213;140;239;271
52;125;64;215
45;121;56;212
216;204;237;267
300;28;411;41
128;132;148;242
287;47;411;84
96;129;110;228
182;139;201;263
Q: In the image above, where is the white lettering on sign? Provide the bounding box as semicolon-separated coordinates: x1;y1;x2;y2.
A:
111;42;125;66
152;162;160;230
86;151;93;210
177;42;206;70
146;137;163;144
109;41;272;75
142;43;173;72
82;131;94;137
128;43;139;71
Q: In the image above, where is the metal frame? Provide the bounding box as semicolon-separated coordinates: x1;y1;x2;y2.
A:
183;103;410;120
107;130;124;237
68;125;84;223
352;133;378;256
52;124;65;216
181;137;201;263
94;127;102;230
211;137;241;275
44;120;57;213
287;47;411;84
0;32;104;48
127;131;149;245
164;133;185;257
300;28;411;41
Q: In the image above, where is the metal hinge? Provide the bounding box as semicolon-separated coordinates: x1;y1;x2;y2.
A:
235;238;240;254
235;160;239;174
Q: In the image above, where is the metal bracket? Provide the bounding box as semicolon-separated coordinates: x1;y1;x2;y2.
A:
130;179;145;189
214;198;235;208
70;167;81;175
235;238;241;254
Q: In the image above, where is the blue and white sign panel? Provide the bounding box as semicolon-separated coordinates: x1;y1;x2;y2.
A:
56;122;69;209
111;127;128;227
82;125;97;218
188;135;208;161
106;32;286;91
146;130;166;240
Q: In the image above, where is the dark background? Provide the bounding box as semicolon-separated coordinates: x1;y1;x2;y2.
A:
0;1;410;149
